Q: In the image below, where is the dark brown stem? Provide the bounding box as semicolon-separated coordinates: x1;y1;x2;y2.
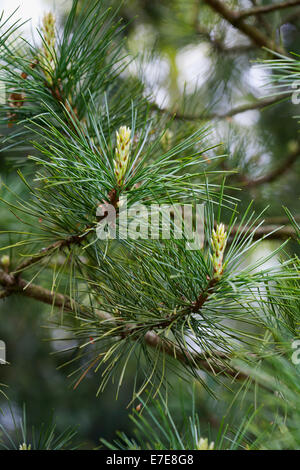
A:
135;277;219;332
192;278;218;312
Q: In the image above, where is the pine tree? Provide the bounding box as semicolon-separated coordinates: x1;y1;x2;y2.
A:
0;0;299;451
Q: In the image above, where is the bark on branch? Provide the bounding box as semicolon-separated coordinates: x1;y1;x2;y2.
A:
0;269;240;378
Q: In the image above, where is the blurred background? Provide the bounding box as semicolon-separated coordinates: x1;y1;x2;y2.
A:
0;0;300;448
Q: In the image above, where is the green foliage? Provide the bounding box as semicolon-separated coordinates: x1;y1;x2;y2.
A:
101;388;255;450
0;0;147;154
0;403;78;450
0;0;300;451
56;203;296;398
232;337;300;450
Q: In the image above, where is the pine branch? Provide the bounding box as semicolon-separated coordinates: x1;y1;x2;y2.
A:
0;268;238;377
12;189;119;276
227;223;296;241
225;144;300;188
0;268;113;321
242;146;300;187
143;331;241;378
191;278;218;312
13;230;92;275
202;0;285;53
152;96;283;122
0;268;76;309
238;1;300;20
264;215;300;224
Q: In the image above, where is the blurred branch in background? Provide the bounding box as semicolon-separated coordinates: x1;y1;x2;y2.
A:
152;95;283;121
202;0;285;52
238;0;300;20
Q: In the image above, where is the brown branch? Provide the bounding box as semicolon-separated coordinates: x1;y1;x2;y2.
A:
227;223;296;241
203;0;285;53
0;268;240;378
262;215;300;224
192;278;217;312
13;230;92;276
152;95;283;122
224;144;300;188
13;189;121;276
143;331;241;378
242;146;300;188
0;269;75;309
0;269;113;322
238;0;300;20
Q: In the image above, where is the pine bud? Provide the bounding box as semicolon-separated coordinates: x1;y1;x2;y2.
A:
40;12;56;84
210;223;227;280
113;126;131;186
19;443;31;450
197;437;214;450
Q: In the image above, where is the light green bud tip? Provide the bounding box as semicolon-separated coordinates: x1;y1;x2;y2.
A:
197;437;215;450
210;223;227;280
113;126;131;186
19;443;32;450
